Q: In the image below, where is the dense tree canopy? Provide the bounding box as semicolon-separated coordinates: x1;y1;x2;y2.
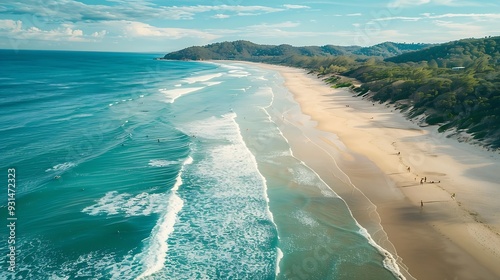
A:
163;40;431;61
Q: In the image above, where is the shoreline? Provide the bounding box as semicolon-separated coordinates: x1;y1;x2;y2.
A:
241;62;500;279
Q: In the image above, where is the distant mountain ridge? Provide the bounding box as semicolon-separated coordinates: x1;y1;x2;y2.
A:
385;36;500;67
163;40;432;61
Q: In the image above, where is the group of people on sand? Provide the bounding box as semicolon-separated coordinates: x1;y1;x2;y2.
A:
395;146;454;209
418;176;441;185
397;150;442;186
395;150;445;208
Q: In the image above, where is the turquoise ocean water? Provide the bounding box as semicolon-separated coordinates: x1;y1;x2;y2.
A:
0;50;403;279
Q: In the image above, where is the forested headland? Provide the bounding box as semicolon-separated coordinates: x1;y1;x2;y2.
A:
163;37;500;149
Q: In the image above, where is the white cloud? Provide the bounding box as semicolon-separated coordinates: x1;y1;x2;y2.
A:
212;14;230;19
2;24;90;42
120;21;219;40
0;19;22;32
433;20;482;32
244;29;372;42
388;0;487;7
389;0;430;8
248;21;301;29
352;28;412;45
92;30;107;38
426;13;500;19
1;1;291;22
373;13;500;22
179;5;284;16
408;19;493;42
228;22;353;41
34;27;86;42
283;4;310;9
372;16;422;22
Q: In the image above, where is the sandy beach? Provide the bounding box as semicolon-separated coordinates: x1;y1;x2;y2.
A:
250;62;500;279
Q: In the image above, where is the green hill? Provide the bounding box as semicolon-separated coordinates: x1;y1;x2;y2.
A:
163;40;431;61
347;36;500;148
353;42;431;57
385;36;500;68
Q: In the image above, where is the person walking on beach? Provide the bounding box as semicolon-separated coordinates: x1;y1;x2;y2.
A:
421;200;424;207
424;177;427;183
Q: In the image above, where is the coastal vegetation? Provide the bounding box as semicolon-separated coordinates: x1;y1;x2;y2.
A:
163;40;431;61
164;36;500;149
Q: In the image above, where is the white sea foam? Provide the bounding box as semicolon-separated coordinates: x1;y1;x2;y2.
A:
183;73;223;84
50;275;69;280
181;113;238;140
137;156;193;279
219;64;244;70
148;159;177;167
293;210;319;227
67;251;118;279
164;113;280;277
82;191;168;217
12;238;122;279
276;248;283;276
159;87;204;103
45;162;76;172
227;70;250;78
235;86;252;92
288;165;320;186
358;226;406;279
53;113;94;122
174;84;182;87
203;81;222;86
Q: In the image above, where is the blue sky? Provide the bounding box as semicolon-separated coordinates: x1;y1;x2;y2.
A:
0;0;499;52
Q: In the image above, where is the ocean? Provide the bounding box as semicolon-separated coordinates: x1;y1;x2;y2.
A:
0;50;403;279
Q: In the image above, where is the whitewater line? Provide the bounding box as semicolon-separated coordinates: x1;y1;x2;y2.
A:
136;156;193;279
229;113;283;276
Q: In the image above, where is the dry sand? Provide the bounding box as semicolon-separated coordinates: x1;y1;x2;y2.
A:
251;62;500;279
